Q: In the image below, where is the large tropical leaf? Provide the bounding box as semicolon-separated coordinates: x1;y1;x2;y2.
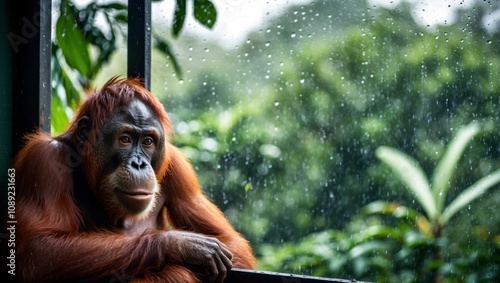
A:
432;122;481;213
51;90;70;134
56;6;92;77
172;0;187;37
375;146;437;221
362;201;432;236
440;168;500;225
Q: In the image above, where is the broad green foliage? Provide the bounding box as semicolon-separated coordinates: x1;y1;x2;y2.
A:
374;122;500;281
375;146;437;221
259;197;499;282
376;122;500;227
172;0;217;36
256;122;500;282
51;0;217;133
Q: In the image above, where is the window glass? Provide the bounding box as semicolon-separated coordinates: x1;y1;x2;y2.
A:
123;0;500;281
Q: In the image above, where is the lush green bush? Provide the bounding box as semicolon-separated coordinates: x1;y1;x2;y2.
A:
257;123;500;282
258;201;499;282
52;0;500;281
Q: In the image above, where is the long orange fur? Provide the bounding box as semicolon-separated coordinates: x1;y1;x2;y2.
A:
13;77;255;282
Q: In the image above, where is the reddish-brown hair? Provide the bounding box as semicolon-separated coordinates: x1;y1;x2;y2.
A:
13;76;255;282
66;76;173;143
63;76;173;190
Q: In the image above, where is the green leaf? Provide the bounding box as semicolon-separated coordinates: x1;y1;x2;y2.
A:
113;12;128;23
432;122;481;213
193;0;217;29
375;146;437;221
362;201;432;236
154;36;183;79
244;182;252;192
440;168;500;225
172;0;187;37
349;241;391;259
55;7;92;77
51;90;70;134
355;225;406;243
61;67;82;109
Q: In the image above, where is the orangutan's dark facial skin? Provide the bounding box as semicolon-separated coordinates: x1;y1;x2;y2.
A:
78;99;166;219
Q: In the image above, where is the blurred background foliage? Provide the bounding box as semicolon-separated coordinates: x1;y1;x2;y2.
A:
51;0;500;282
